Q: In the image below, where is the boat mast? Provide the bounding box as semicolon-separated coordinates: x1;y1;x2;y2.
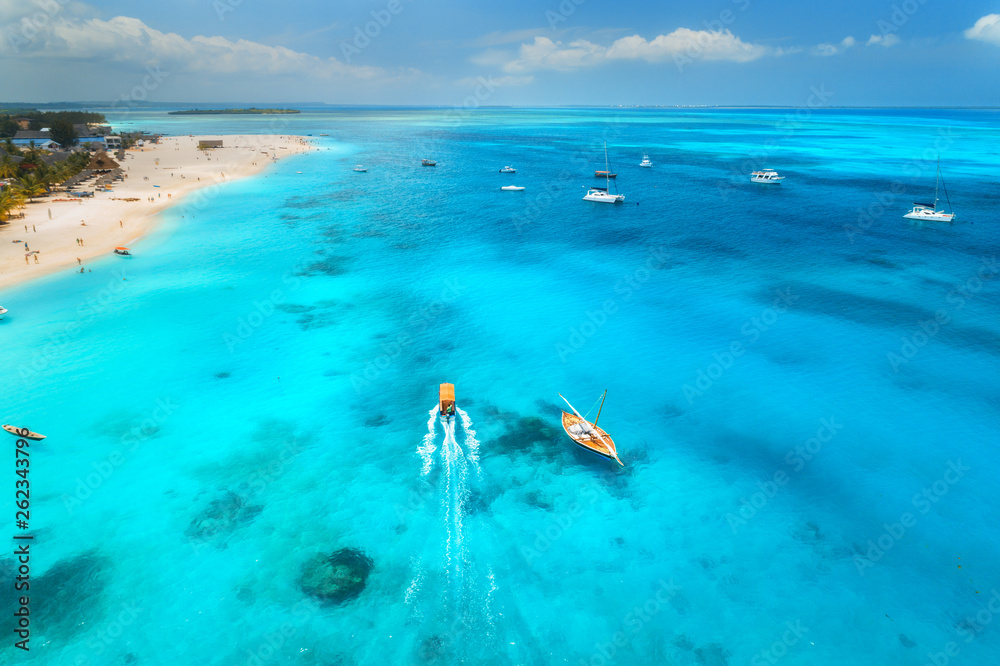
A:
934;156;941;209
559;393;617;460
594;390;607;426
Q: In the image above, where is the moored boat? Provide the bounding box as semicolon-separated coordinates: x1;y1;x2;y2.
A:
0;305;7;317
640;153;652;168
439;383;456;420
422;159;437;166
2;425;46;440
113;247;132;256
594;171;617;179
558;392;623;466
584;143;625;203
499;166;516;173
353;165;367;172
501;185;525;191
904;158;956;222
751;168;784;184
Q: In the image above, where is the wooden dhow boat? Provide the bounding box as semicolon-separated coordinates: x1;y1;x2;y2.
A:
3;425;46;440
559;391;622;466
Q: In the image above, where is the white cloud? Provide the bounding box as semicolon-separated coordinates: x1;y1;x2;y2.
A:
456;74;534;88
503;29;773;73
0;13;399;82
965;14;1000;45
866;33;901;48
812;36;856;56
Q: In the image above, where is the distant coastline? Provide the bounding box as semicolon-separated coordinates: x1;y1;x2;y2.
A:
167;108;301;115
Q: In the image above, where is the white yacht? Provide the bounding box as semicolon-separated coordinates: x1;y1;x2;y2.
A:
904;159;956;223
640;153;652;168
751;169;784;184
584;143;625;203
499;166;516;173
501;185;525;191
353;165;367;172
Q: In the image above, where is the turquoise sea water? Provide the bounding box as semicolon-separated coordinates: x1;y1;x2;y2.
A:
2;107;999;665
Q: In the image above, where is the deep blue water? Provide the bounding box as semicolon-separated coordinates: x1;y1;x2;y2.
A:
2;108;999;665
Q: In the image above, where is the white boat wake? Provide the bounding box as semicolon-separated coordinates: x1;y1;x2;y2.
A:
417;405;438;476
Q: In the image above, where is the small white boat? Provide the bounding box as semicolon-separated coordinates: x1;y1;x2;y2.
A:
501;186;525;191
584;187;625;203
751;169;784;184
499;166;516;173
0;305;7;316
640;154;652;168
904;158;956;223
353;165;367;172
422;159;436;167
584;143;625;203
2;425;45;440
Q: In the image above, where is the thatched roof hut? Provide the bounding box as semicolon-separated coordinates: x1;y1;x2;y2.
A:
85;152;120;172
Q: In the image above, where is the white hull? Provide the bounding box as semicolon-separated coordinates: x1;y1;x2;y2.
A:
0;307;7;315
904;209;956;222
751;176;784;183
584;190;624;203
501;186;525;191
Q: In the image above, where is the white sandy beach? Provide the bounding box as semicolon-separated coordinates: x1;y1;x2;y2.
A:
0;134;311;290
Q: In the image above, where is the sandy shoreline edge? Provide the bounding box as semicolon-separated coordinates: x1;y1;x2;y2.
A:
0;134;312;292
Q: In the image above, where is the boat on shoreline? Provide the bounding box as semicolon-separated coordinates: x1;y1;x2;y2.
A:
113;247;132;256
3;425;46;440
904;158;956;223
439;383;456;421
751;169;784;184
558;391;623;466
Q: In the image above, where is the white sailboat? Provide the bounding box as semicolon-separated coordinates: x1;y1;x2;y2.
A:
584;142;625;203
904;158;956;223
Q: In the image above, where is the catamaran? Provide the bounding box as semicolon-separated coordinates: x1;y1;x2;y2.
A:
584;143;625;203
559;391;623;466
640;153;652;168
751;169;784;184
904;158;956;223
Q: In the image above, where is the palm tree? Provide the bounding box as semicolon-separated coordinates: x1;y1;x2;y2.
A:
0;154;18;179
0;187;26;222
13;174;47;202
2;138;19;157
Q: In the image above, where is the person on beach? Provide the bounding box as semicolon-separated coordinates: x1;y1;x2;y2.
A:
32;225;36;232
25;255;29;265
77;258;81;265
120;221;123;227
34;254;39;263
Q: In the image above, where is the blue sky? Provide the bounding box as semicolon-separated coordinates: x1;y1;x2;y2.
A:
1;0;999;106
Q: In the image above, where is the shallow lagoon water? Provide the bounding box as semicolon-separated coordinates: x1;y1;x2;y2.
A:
1;107;999;665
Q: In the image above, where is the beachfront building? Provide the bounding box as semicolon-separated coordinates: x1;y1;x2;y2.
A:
11;131;61;151
78;136;107;151
104;136;122;150
198;139;224;150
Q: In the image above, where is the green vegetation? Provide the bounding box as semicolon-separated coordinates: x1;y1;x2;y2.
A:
168;108;301;115
0;141;91;223
0;110;107;138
